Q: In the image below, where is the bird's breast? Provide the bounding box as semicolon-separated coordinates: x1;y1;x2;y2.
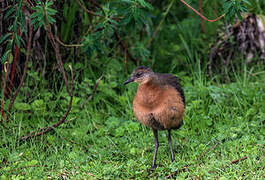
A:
132;84;185;130
134;84;162;108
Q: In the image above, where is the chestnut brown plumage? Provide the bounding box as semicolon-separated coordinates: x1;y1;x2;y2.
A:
124;66;185;170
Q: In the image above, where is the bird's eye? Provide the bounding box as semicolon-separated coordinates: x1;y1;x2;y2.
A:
136;72;143;78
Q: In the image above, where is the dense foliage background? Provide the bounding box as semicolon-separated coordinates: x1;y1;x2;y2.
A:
0;0;264;178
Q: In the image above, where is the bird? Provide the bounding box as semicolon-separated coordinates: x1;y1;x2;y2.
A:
123;66;185;170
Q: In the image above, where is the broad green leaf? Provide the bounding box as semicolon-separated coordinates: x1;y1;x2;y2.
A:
14;102;31;111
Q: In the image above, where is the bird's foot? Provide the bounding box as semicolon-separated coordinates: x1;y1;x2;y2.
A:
151;164;157;170
147;164;157;174
171;156;175;162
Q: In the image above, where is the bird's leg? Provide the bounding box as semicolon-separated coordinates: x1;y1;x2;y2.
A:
168;129;175;162
151;128;159;169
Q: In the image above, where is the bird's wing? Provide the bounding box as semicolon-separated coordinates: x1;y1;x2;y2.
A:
157;73;185;106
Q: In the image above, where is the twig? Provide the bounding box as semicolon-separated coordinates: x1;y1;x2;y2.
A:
41;2;70;94
231;156;248;164
19;2;75;142
8;2;26;91
147;0;225;48
90;0;104;15
165;142;219;178
165;164;189;179
58;135;76;145
88;172;95;177
26;0;34;7
0;5;10;13
75;0;120;20
88;74;103;101
179;0;225;22
199;142;219;159
4;165;47;172
199;0;205;33
20;65;74;142
0;1;3;57
146;0;174;48
115;32;137;65
1;62;9;125
55;36;83;47
5;25;33;123
64;116;76;124
74;0;104;18
165;155;248;178
249;71;265;76
124;47;127;74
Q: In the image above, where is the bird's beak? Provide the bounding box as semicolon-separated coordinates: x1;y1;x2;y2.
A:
123;76;134;85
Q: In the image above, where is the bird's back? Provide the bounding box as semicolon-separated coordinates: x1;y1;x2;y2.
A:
156;73;185;106
133;73;185;130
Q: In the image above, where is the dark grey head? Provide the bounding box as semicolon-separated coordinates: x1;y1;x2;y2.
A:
123;66;153;85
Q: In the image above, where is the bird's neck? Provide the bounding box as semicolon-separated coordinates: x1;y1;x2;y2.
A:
140;73;160;86
136;75;163;107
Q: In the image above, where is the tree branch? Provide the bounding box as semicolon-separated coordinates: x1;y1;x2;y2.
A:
1;62;9;125
231;156;248;164
20;65;74;142
199;142;219;159
115;32;137;65
6;25;33;123
199;0;205;33
19;2;75;142
88;74;103;101
179;0;224;22
90;0;105;15
147;0;225;48
74;0;104;18
146;0;174;48
165;165;189;178
0;5;10;13
41;3;70;94
8;2;26;91
55;36;83;48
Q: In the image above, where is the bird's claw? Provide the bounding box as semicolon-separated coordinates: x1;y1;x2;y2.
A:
147;164;157;175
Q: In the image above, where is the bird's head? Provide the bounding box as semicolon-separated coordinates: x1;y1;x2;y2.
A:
123;66;154;85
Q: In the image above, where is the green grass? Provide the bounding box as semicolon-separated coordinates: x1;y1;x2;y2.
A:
0;71;264;179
